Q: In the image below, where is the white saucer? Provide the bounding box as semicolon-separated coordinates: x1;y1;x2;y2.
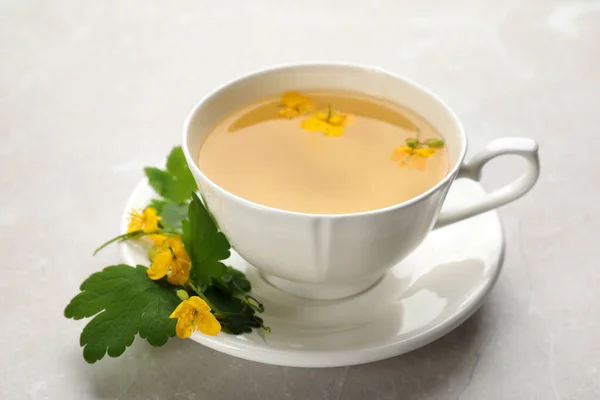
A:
121;179;504;368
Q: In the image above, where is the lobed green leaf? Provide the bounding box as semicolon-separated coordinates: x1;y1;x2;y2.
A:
144;147;197;203
64;265;180;363
149;199;188;231
184;193;230;287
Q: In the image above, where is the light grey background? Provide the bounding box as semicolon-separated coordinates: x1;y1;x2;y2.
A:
1;0;598;399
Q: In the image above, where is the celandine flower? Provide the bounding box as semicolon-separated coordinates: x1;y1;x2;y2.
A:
170;296;221;338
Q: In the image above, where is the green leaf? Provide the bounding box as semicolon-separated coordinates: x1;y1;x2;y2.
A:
184;193;230;287
209;276;233;296
144;147;197;203
181;219;191;252
203;286;263;335
195;260;227;288
204;286;246;314
64;265;180;363
149;199;188;231
148;199;168;213
211;272;263;313
222;266;252;292
221;316;260;335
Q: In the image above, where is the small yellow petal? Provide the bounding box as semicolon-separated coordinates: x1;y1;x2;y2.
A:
142;207;161;233
144;207;159;216
297;102;315;115
167;256;190;285
411;156;427;171
343;114;355;127
281;92;306;106
174;311;195;339
391;146;413;162
278;108;300;119
147;250;172;280
149;234;167;246
167;236;185;250
414;148;437;158
300;107;352;136
195;311;221;336
186;296;212;313
279;92;314;118
328;114;346;126
169;300;191;319
313;111;329;121
323;125;345;137
300;118;328;132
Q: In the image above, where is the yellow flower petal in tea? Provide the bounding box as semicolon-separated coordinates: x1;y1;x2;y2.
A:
411;155;428;171
127;207;162;233
413;147;437;158
390;145;415;163
300;117;329;132
170;296;221;338
146;236;191;285
300;109;354;137
391;145;438;171
278;92;314;119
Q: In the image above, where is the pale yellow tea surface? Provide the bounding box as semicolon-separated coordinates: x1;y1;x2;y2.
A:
198;92;449;214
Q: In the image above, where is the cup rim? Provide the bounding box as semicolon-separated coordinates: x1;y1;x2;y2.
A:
182;62;468;218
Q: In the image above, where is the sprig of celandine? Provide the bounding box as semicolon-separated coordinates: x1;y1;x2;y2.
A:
64;147;268;364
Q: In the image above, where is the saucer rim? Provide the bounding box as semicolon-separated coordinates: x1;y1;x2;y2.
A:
121;179;505;368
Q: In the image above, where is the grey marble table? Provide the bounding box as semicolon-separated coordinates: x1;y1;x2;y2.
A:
1;1;599;399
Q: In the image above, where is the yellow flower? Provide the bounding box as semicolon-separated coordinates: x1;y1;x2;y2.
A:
148;233;168;246
147;236;191;285
300;106;354;137
278;92;314;119
128;207;161;233
169;296;221;338
391;145;437;171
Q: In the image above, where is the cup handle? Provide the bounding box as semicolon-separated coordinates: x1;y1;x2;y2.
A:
434;137;540;229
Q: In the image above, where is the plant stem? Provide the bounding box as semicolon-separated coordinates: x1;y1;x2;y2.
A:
93;231;143;255
186;282;213;305
243;294;264;313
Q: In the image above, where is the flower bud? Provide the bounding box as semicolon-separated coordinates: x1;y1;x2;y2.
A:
405;138;418;148
425;138;445;148
176;289;189;301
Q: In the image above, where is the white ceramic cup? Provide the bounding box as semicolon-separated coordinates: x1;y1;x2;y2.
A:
183;63;540;300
